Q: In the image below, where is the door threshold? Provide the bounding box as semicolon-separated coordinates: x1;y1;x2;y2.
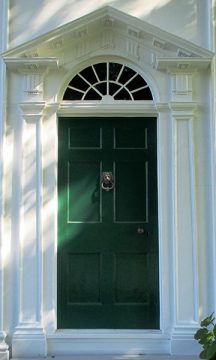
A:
47;357;199;360
12;356;199;360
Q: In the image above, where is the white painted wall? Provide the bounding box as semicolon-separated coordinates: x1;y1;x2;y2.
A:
1;0;216;359
9;0;211;50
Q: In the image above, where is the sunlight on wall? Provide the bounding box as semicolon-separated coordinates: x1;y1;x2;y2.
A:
3;131;13;266
8;0;209;49
120;0;171;17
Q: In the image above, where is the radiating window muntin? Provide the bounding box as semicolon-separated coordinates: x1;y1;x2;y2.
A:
63;62;153;101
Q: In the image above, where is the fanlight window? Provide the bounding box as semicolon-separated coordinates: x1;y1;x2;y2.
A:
63;62;153;101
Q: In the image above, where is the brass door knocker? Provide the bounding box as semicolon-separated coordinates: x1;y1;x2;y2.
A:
101;172;114;192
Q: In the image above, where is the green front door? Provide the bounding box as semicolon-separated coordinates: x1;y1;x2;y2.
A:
57;117;159;329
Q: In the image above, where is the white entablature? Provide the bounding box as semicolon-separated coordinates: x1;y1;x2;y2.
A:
2;6;213;107
2;6;213;72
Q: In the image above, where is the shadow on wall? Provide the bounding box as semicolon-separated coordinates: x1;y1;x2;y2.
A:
8;0;209;49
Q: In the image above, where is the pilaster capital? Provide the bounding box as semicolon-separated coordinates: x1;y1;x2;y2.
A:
19;102;45;122
4;57;58;102
169;101;199;118
154;57;211;103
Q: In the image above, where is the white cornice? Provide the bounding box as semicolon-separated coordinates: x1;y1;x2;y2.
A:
3;57;59;72
1;6;213;61
155;57;212;72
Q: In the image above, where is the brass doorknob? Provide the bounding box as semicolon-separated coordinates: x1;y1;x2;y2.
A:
137;228;149;236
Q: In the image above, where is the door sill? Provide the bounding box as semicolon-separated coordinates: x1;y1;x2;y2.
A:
48;356;198;359
47;330;170;356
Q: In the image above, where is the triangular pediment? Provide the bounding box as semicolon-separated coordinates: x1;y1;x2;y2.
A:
2;6;213;71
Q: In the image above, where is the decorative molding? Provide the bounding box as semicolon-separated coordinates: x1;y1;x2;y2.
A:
155;102;170;112
23;73;43;97
76;31;90;58
103;15;114;28
126;26;140;58
4;58;58;101
127;38;139;59
44;102;60;114
128;27;140;38
100;16;115;51
2;7;212;79
171;73;192;101
101;29;115;50
47;38;63;50
153;38;166;50
156;57;212;72
2;6;213;61
177;48;193;57
77;28;88;37
3;57;58;71
20;102;45;115
22;50;39;58
58;101;158;115
169;101;198;114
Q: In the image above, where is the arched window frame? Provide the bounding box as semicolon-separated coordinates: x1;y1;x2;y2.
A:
63;62;153;102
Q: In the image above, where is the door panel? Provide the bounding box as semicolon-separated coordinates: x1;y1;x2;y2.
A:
67;253;102;303
58;117;159;329
68;161;101;222
115;161;148;222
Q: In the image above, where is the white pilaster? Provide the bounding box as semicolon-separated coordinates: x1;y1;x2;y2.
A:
12;103;47;358
156;105;174;335
0;0;9;359
170;103;199;355
2;57;58;359
42;103;59;333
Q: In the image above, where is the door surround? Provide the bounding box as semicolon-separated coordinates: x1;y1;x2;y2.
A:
9;63;201;358
2;6;211;357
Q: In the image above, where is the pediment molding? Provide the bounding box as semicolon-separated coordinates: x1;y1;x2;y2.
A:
2;6;213;72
